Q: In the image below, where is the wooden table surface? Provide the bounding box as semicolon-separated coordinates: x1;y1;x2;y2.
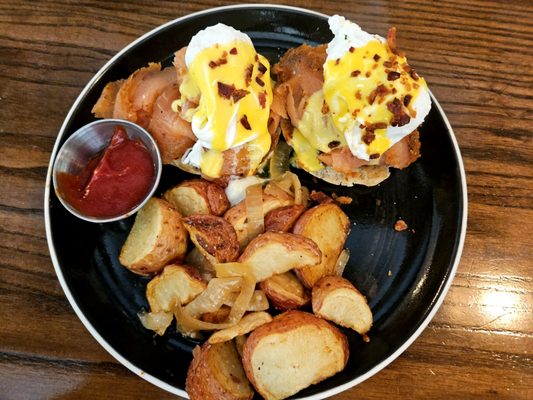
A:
1;0;532;399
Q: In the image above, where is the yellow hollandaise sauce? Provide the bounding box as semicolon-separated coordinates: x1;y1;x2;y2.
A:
323;40;427;157
181;40;273;177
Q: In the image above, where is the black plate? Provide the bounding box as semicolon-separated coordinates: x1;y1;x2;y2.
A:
45;5;467;399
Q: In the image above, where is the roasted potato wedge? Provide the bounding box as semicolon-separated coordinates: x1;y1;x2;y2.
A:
146;264;206;313
163;179;230;217
242;310;349;400
312;276;373;335
183;214;239;263
259;271;310;310
119;198;188;275
224;194;294;247
186;341;253;400
292;203;350;287
236;231;321;282
264;204;306;233
208;312;273;344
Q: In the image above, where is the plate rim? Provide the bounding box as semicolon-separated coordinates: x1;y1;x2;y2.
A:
44;4;468;399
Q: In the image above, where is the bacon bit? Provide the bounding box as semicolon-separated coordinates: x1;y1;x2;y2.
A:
369;153;380;159
208;60;217;68
217;82;234;99
368;84;389;105
413;82;420;89
240;115;251;130
355;91;362;100
372;63;379;70
328;140;340;149
257;62;267;74
352;108;360;117
383;60;393;68
255;76;265;87
410;69;420;81
365;71;371;78
230;47;238;55
332;195;353;205
387;71;401;81
258;92;266;108
362;132;376;145
367;122;388;131
392;88;397;94
232;88;249;103
351;70;361;77
244;64;253;86
388;97;402;115
254;54;259;62
209;54;228;68
402;63;411;73
403;94;412;107
387;27;398;53
322;101;330;114
335;58;341;65
394;219;408;231
310;190;334;204
373;54;381;61
349;46;355;53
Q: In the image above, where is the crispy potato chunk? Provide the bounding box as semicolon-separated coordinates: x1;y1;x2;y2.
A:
183;215;240;263
208;312;273;344
164;179;230;217
264;204;305;232
237;231;321;282
292;203;350;287
312;276;373;335
119;198;188;276
259;271;310;310
224;194;293;247
146;264;206;313
186;341;253;400
242;310;349;400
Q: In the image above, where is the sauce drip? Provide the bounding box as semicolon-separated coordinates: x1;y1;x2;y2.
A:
57;125;155;218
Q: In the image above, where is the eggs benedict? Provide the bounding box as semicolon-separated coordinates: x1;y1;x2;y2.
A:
272;15;431;186
176;24;276;179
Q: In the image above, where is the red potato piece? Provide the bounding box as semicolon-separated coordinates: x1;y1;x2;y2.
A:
292;203;350;288
259;271;310;310
119;198;188;276
242;310;349;400
186;341;253;400
264;204;305;232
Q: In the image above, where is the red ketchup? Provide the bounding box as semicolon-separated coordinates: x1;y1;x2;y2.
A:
57;125;155;218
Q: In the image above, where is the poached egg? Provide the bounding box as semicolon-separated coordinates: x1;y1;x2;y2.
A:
322;15;431;161
179;24;273;178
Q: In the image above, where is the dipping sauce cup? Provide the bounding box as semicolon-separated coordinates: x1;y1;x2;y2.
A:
52;119;162;223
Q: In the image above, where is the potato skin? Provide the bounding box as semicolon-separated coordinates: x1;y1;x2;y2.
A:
184;214;240;263
259;271;310;310
264;204;306;233
119;198;188;276
186;342;253;400
164;179;230;217
292;203;350;287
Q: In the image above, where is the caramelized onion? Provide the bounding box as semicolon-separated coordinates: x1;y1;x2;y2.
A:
224;290;269;311
215;262;255;279
334;248;350;276
184;277;241;318
174;303;235;332
227;273;256;323
245;183;264;243
138;310;173;336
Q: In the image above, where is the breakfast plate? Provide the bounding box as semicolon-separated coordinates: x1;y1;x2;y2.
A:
44;4;467;399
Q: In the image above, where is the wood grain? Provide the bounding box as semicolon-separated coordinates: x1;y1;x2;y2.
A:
1;0;532;399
